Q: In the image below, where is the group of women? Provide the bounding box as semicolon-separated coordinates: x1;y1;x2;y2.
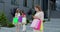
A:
13;5;44;32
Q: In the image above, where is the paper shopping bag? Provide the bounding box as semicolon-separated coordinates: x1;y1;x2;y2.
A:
22;17;26;23
13;17;18;24
18;16;22;22
30;19;39;28
40;22;43;30
34;19;41;30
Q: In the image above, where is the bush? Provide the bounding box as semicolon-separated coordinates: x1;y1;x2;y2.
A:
26;19;30;25
0;12;15;28
0;12;8;27
7;23;15;28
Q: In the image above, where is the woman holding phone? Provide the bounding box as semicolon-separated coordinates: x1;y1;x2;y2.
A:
31;5;44;32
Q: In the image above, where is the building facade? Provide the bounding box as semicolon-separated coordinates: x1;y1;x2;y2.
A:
0;0;56;21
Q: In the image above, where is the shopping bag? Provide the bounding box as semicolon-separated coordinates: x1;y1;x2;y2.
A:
30;19;39;28
13;17;18;24
34;19;41;30
40;22;43;30
18;16;22;22
22;17;26;23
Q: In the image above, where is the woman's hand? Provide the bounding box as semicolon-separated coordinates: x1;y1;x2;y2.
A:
33;16;37;19
33;16;40;19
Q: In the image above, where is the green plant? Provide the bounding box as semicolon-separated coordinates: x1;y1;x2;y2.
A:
26;19;30;25
0;12;8;27
7;22;15;28
0;12;15;27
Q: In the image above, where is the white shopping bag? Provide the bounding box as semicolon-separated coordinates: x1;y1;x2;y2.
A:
22;17;26;24
30;19;39;28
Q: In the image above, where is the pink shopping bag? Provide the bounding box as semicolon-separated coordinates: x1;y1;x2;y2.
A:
34;19;41;30
30;19;39;28
40;21;43;31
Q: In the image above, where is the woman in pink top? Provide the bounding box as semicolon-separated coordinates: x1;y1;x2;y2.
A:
21;11;26;32
32;5;44;32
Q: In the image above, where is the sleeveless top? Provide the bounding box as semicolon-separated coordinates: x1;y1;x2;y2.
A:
15;13;20;18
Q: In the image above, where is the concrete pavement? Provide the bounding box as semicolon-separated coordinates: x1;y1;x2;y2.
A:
0;18;60;32
44;18;60;32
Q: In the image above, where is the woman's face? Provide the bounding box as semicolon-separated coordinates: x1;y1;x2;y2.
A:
18;10;20;13
16;9;20;13
34;7;39;12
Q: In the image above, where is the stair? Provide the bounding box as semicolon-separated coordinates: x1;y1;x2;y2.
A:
50;10;60;18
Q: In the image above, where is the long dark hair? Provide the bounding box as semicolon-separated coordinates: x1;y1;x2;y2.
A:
21;10;25;15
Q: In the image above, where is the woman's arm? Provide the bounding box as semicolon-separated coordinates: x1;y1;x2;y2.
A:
33;16;40;19
15;13;17;17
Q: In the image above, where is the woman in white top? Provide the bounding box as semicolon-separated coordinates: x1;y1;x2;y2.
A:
32;5;44;32
21;11;26;32
15;8;21;32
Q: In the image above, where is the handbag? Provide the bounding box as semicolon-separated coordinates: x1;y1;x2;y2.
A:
34;19;41;30
13;17;18;24
18;16;22;23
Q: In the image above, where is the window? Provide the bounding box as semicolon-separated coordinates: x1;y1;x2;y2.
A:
11;0;19;6
24;0;27;7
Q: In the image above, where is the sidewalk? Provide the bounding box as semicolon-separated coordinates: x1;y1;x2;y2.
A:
0;18;60;32
44;18;60;32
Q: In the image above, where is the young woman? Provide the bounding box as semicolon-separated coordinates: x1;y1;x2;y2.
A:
14;8;21;32
31;5;44;32
21;11;26;32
